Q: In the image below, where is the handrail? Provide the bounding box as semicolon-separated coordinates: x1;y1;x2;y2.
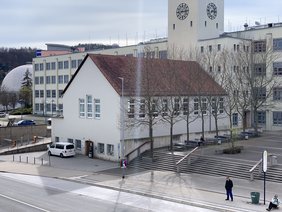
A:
249;159;262;173
125;140;151;161
249;159;262;181
176;146;198;166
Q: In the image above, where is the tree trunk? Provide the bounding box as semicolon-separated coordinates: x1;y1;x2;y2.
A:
149;117;154;160
186;115;190;142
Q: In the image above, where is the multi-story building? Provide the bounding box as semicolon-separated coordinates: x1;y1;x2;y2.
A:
33;0;282;131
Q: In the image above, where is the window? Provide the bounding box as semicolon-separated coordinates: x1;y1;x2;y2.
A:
217;44;221;51
94;99;101;119
68;138;74;143
46;62;51;70
209;45;212;52
253;87;266;100
39;63;44;71
211;98;216;114
209;66;212;72
257;111;266;124
79;98;85;118
152;99;158;117
58;61;63;69
98;143;105;154
34;77;39;84
190;21;193;27
139;99;145;118
64;75;69;83
71;60;77;68
194;98;199;115
254;63;266;76
35;90;39;98
273;87;282;100
52;103;56;112
78;59;83;66
159;50;167;59
55;137;59;142
162;99;168;116
52;90;56;98
237;44;239;51
40;90;44;98
273;112;282;125
253;40;266;53
35;103;40;111
58;90;63;98
216;23;218;29
174;98;180;115
273;62;282;76
87;95;93;118
51;76;56;84
51;62;56;70
234;44;236;51
75;139;81;150
64;61;69;69
34;64;39;71
217;66;221;72
219;97;224;113
232;113;238;126
205;21;207;27
183;98;189;115
201;98;207;115
46;90;51;98
46;76;51;84
128;99;135;118
173;24;175;30
201;46;204;53
107;144;114;156
39;76;44;84
273;38;282;51
46;103;51;112
58;75;64;84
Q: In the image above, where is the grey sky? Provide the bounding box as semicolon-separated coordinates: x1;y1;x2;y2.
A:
0;0;281;49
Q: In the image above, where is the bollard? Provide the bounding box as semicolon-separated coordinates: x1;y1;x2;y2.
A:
250;172;254;181
19;155;21;162
34;157;35;164
26;156;28;163
49;155;51;166
41;158;43;165
13;155;14;162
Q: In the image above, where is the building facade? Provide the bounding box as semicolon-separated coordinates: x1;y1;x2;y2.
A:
33;0;282;131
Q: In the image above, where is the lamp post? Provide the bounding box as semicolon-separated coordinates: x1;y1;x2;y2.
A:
118;77;125;159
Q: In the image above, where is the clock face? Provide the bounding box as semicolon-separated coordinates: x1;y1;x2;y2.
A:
176;3;189;20
207;3;217;20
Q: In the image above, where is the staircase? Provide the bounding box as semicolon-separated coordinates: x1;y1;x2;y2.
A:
128;150;282;183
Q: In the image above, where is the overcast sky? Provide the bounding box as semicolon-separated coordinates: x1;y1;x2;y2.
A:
0;0;281;49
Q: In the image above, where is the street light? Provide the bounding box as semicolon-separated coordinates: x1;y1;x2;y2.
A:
118;77;125;159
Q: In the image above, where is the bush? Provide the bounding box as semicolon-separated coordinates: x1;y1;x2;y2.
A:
223;146;242;154
9;107;32;115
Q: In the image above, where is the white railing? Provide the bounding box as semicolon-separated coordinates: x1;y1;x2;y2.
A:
176;147;198;173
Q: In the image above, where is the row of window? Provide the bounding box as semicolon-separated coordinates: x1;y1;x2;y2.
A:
34;59;83;71
34;103;63;112
79;95;101;119
127;97;224;118
34;75;70;85
34;89;63;98
172;21;219;31
256;111;282;125
201;44;250;53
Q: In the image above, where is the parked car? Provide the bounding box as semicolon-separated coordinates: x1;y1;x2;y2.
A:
16;119;36;126
0;112;6;118
47;142;75;158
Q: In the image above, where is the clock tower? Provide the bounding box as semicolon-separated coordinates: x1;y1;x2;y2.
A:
168;0;224;51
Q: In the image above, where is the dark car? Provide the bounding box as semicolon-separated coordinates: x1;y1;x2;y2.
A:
16;120;36;126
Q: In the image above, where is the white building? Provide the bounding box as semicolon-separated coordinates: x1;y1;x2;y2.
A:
52;54;227;161
33;0;282;131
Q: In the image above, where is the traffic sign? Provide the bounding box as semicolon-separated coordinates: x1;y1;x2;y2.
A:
263;150;267;172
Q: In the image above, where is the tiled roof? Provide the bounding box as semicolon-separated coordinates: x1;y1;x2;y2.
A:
65;54;226;97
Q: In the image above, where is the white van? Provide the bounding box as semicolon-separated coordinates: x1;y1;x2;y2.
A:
47;142;75;158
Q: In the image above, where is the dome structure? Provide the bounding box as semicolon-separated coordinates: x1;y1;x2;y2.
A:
1;64;33;92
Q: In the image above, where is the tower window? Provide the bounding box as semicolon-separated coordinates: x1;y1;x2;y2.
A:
201;46;204;53
205;21;207;27
190;21;193;27
218;44;221;51
216;23;218;29
209;45;212;52
173;24;175;30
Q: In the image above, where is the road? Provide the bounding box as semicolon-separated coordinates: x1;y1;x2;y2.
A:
0;173;215;212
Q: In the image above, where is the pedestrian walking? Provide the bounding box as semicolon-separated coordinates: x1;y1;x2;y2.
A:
225;176;233;201
266;194;280;211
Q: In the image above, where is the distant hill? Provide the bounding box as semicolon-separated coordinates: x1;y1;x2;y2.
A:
0;47;36;84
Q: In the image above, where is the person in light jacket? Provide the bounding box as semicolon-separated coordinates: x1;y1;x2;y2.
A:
225;176;233;201
266;194;280;211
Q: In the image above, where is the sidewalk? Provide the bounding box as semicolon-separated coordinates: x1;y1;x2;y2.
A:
0;160;278;212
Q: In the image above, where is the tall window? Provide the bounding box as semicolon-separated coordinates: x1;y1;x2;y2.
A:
64;75;69;83
174;98;180;115
257;111;266;124
183;98;189;115
94;99;101;119
51;76;56;84
194;98;199;115
273;62;282;76
63;61;69;69
128;99;135;118
273;87;282;100
79;98;85;118
201;98;207;115
211;98;216;114
98;143;105;154
273;38;282;51
232;113;238;126
162;99;168;116
58;61;63;69
219;97;224;113
86;95;93;118
58;75;64;84
46;76;51;84
107;144;114;156
273;112;282;125
71;60;77;68
51;62;56;70
75;139;81;150
152;99;158;117
139;99;145;118
254;63;266;76
51;90;56;98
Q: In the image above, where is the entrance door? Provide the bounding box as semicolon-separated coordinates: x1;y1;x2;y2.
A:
85;140;94;158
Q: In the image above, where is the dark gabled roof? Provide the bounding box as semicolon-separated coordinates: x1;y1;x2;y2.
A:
64;54;226;97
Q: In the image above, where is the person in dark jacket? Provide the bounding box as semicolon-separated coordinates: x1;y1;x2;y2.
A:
225;176;233;201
